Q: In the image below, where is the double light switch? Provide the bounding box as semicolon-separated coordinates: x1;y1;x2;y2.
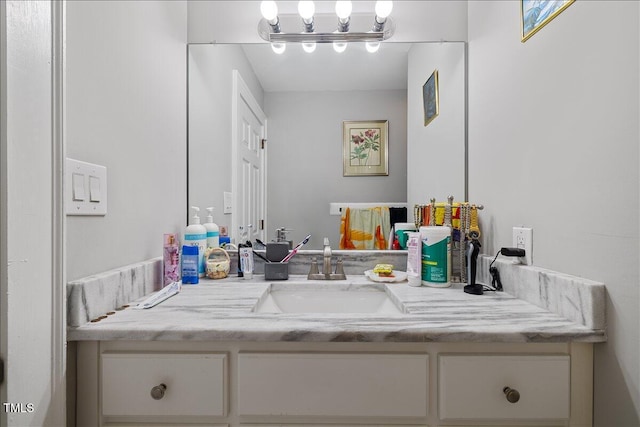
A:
66;158;107;216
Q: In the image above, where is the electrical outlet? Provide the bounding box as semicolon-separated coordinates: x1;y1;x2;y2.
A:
512;227;533;265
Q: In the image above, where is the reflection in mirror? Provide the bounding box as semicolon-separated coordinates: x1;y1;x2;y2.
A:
188;42;465;250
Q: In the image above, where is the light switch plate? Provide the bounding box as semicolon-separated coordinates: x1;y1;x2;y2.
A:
223;191;233;214
66;158;107;216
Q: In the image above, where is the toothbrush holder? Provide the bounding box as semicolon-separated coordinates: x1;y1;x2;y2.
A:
265;262;289;281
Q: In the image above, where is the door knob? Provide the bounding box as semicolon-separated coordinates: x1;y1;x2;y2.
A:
503;386;520;403
150;383;167;400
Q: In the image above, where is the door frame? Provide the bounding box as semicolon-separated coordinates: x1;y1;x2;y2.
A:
231;69;267;244
0;1;66;424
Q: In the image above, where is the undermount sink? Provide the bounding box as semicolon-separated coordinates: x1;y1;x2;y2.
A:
253;283;405;314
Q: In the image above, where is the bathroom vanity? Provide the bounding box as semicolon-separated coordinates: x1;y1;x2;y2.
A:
68;259;605;427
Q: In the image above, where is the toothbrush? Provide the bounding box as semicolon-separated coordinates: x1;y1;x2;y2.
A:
253;250;271;263
281;234;311;263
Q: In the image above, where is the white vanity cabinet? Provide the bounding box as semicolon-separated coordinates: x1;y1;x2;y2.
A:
237;352;429;418
74;341;593;427
101;352;227;418
439;355;570;421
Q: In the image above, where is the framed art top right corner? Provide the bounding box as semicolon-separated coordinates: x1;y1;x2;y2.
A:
521;0;575;42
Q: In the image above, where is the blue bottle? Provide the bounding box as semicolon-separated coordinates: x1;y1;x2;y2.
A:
181;245;199;284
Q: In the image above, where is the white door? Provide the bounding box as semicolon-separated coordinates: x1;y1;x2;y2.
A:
232;70;266;244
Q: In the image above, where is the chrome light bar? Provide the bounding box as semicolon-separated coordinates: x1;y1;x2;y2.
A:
258;17;395;44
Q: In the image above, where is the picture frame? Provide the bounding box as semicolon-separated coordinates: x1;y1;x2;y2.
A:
422;70;439;127
343;120;389;177
521;0;575;42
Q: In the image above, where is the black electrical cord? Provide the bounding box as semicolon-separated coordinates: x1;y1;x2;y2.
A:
488;250;504;292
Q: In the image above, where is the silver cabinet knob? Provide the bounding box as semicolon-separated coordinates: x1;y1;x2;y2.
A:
150;383;167;400
503;386;520;403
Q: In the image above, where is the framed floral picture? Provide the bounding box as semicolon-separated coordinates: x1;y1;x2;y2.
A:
343;120;389;176
423;69;439;127
521;0;575;42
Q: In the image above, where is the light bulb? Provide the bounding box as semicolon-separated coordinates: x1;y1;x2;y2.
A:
375;1;393;19
261;1;278;23
271;42;286;54
298;1;315;20
335;1;352;20
302;42;316;53
333;41;347;53
365;41;380;53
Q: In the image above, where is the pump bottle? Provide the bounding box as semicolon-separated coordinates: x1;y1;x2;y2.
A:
184;206;207;277
203;207;220;249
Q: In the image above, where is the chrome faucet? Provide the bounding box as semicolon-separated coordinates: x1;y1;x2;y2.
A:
308;238;346;280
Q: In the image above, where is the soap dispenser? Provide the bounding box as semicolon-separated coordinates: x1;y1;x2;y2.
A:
203;207;220;249
184;206;207;277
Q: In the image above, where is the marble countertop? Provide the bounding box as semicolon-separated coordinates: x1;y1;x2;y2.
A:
67;274;605;343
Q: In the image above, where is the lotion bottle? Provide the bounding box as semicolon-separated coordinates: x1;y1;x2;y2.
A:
203;207;220;249
184;206;207;277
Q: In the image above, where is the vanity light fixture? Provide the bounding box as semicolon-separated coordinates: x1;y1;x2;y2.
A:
298;1;316;32
335;1;352;33
333;39;348;53
271;42;286;54
260;1;286;54
365;41;381;53
333;1;351;53
261;1;281;32
298;1;316;53
373;1;393;32
258;1;395;49
302;42;317;53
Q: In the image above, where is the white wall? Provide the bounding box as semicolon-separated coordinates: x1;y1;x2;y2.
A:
468;1;640;424
66;1;188;280
407;42;466;209
265;90;407;248
188;44;264;235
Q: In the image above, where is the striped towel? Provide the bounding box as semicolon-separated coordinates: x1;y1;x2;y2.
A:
339;207;391;250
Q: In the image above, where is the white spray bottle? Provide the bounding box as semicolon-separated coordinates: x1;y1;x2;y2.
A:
184;206;207;277
203;207;220;249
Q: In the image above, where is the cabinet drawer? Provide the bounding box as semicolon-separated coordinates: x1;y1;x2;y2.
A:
238;352;428;418
438;354;569;421
101;352;227;417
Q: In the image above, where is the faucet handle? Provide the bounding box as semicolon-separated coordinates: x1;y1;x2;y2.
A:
307;257;322;280
335;258;345;276
323;237;330;247
309;257;319;274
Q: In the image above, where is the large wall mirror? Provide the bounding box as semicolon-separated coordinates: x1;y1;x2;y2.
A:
188;41;466;250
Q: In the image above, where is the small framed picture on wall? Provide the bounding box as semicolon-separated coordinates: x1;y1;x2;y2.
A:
343;120;389;177
423;69;439;127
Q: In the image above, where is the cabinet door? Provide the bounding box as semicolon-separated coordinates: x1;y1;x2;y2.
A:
238;352;428;418
439;355;570;421
101;352;227;417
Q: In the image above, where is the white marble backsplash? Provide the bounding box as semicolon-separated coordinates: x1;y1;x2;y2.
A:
67;257;162;327
477;255;606;330
234;249;407;275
